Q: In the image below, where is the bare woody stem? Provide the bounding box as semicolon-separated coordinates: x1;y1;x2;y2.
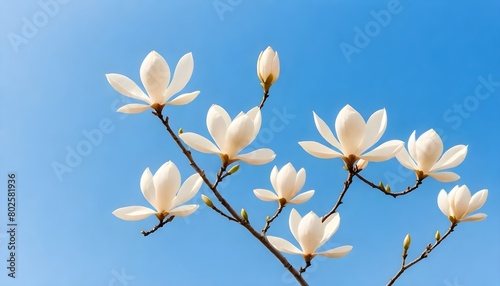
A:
141;215;175;236
322;169;355;222
153;110;309;286
259;90;270;109
262;202;285;234
355;172;423;198
387;223;457;286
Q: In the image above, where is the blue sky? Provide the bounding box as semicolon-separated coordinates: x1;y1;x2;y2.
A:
1;1;499;285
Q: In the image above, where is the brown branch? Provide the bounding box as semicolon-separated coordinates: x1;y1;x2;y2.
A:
387;223;457;286
153;110;309;286
355;172;424;198
258;90;270;109
141;215;175;236
262;202;286;235
322;169;355;222
299;260;312;275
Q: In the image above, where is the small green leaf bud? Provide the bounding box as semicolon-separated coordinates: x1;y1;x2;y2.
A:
201;195;213;208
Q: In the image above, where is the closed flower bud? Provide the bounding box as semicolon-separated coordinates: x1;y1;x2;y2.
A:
385;185;391;193
178;128;183;135
435;230;441;241
228;164;240;174
202;195;214;208
378;182;384;189
403;234;411;251
241;208;249;221
257;46;280;93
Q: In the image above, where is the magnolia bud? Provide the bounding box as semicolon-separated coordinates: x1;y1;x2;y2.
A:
435;230;441;241
403;234;411;251
178;128;183;135
257;46;280;93
201;195;213;208
378;182;384;189
266;216;271;221
385;185;391;193
228;164;240;174
241;208;249;221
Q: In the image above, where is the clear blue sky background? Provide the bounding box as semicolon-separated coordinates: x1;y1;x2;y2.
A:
1;1;499;285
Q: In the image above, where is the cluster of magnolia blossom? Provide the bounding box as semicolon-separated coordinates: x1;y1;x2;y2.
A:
106;47;488;281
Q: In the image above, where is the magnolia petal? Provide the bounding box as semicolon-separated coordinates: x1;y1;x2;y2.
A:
460;213;487;222
270;166;279;194
225;115;255;156
167;91;200;106
437;189;451;217
288;190;315;205
140;51;170;104
360;140;404;162
237;148;276;165
105;73;150;102
430;145;468;172
117;103;150;114
253;189;279;201
313;112;341;150
452;185;472;220
272;52;280;82
277;163;297;199
179;133;221;154
295;168;306;195
112;206;156;221
414;129;443;172
267;236;303;255
316;245;353;258
172;174;203;208
428;171;460;182
164;52;194;101
320;213;340;247
298;212;324;254
298;141;343;159
140;167;156;209
335;105;366;155
154;161;181;211
246;106;262;140
359;108;387;154
407;131;417;164
169;204;199;217
466;189;488;216
289;208;301;244
207;105;231;150
395;148;418;170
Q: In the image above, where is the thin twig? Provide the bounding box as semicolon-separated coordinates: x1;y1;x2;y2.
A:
262;203;285;234
322;169;355;222
206;202;238;222
258;90;270;109
355;172;423;198
299;260;312;275
153;110;309;286
387;223;457;286
141;216;175;236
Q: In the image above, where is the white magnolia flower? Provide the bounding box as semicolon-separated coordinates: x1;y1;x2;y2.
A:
299;105;404;167
106;51;200;114
267;209;352;261
253;163;314;205
437;185;488;223
396;129;467;182
113;161;202;221
257;46;280;92
179;105;276;166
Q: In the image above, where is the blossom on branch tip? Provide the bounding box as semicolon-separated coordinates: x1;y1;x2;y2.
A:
257;46;280;93
106;51;200;114
253;163;314;205
267;209;352;260
396;129;467;182
179;105;276;166
112;161;202;221
299;105;404;168
437;185;488;223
